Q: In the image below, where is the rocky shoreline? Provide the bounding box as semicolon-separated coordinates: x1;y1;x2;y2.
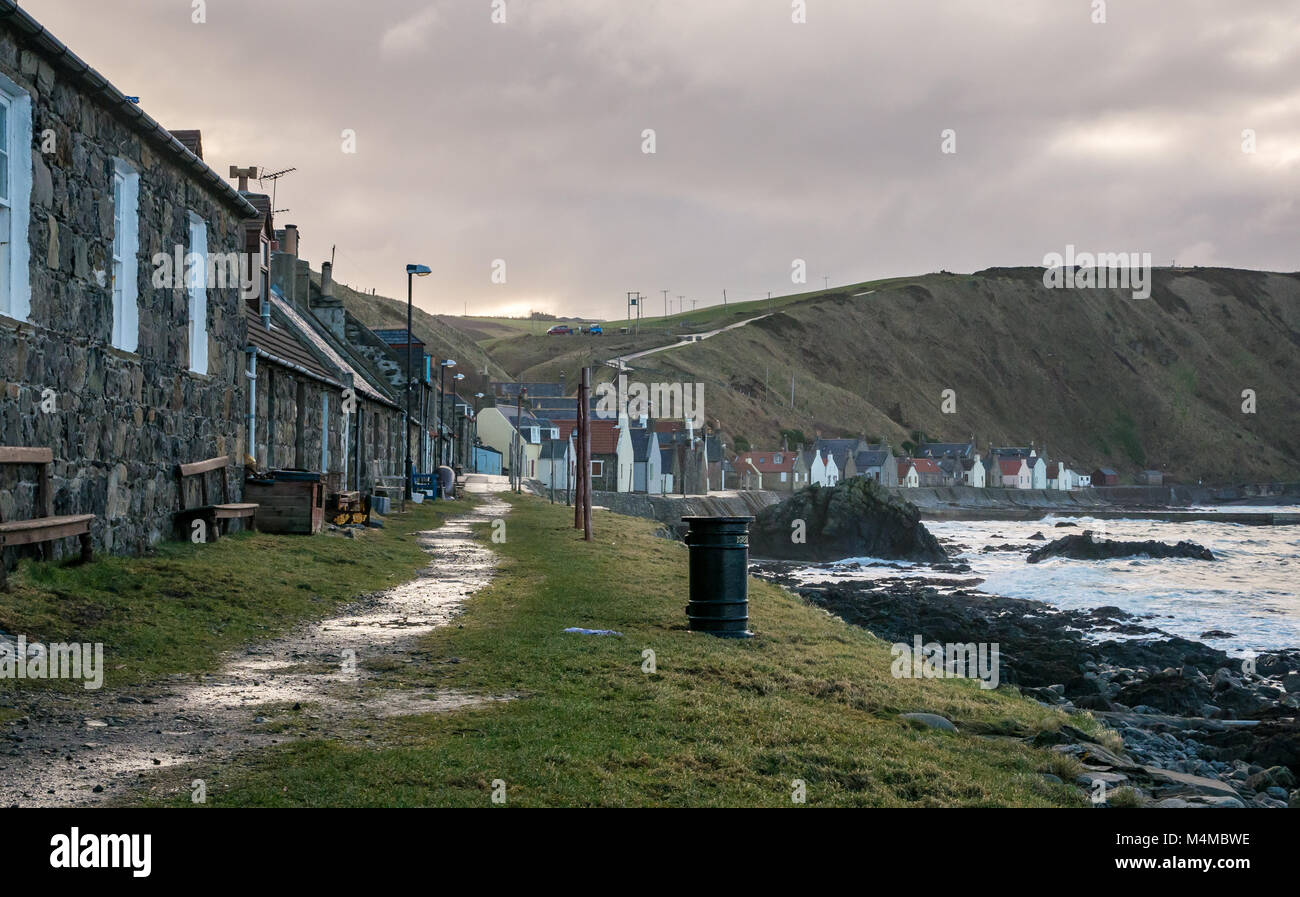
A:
751;554;1300;808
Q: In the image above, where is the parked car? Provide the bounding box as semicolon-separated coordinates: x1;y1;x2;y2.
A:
546;324;573;335
586;324;603;335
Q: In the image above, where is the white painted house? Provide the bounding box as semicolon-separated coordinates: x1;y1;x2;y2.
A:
995;458;1032;489
536;435;576;494
615;412;635;492
963;453;987;488
1047;461;1075;490
631;428;663;493
809;448;840;486
1026;451;1048;490
897;460;920;488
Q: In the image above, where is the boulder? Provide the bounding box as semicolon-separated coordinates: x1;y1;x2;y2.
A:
900;712;958;733
749;478;947;563
1026;531;1215;564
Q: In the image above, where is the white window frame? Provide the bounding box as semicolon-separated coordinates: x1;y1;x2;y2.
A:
111;159;140;351
0;74;32;322
187;211;209;374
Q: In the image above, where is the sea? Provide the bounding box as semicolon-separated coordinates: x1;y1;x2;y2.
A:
774;510;1300;656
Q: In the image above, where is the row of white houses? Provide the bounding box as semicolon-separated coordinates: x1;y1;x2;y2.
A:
755;439;1095;492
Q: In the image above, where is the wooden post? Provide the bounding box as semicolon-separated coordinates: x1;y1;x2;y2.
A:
574;376;585;528
582;366;592;541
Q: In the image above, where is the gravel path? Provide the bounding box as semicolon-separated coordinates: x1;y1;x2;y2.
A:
0;490;509;807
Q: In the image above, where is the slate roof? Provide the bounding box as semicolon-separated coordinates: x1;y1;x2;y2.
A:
630;429;653;463
921;441;975;459
937;458;963;478
494;381;566;399
855;449;889;470
538;439;570;461
267;289;394;406
496;405;544;430
247;315;339;385
373;328;423;347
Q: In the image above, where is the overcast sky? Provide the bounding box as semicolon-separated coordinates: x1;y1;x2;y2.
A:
24;0;1299;318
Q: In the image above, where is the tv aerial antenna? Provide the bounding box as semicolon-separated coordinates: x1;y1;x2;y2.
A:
258;166;297;215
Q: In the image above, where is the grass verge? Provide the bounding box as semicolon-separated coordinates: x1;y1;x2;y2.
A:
144;494;1090;807
0;499;466;694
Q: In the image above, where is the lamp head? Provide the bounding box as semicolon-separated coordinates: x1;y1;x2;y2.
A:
406;264;432;276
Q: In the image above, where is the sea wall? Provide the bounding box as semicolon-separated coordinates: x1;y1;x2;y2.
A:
591;489;781;529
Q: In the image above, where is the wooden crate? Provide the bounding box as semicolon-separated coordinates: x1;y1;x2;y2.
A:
243;478;325;534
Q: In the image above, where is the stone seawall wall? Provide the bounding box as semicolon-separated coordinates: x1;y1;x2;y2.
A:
592;490;782;528
0;22;249;558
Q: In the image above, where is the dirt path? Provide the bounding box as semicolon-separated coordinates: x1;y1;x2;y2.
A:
609;312;774;369
0;488;510;807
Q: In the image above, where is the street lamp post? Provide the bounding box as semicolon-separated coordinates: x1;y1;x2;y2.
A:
514;385;527;493
450;372;465;468
404;264;431;499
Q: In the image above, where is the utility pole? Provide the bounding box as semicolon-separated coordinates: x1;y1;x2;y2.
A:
662;289;668;320
791;371;795;407
514;385;526;493
574;379;584;529
581;367;592;540
823;275;829;290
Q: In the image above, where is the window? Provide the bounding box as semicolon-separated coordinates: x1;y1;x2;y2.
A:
0;75;32;321
187;212;208;373
590;460;604;478
780;472;787;483
111;160;140;351
774;454;782;464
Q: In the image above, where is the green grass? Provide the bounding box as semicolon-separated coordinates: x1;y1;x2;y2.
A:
142;495;1091;807
0;500;465;693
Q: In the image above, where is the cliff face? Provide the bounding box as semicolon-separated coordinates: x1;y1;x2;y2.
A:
615;268;1300;484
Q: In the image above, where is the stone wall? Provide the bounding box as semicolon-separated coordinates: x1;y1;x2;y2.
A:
0;22;250;559
255;363;344;474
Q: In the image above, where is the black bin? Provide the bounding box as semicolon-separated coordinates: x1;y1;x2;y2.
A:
682;516;754;638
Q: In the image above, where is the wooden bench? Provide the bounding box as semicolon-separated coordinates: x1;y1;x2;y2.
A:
0;447;93;590
176;456;257;542
369;460;406;513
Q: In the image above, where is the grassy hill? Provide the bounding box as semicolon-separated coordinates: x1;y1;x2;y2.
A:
468;268;1300;483
311;270;513;395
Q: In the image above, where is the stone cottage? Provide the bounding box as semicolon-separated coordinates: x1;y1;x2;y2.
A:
271;230;405;492
0;5;257;558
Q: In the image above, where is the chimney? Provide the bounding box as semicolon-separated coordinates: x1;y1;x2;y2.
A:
229;165;259;192
321;261;334;298
281;224;299;258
